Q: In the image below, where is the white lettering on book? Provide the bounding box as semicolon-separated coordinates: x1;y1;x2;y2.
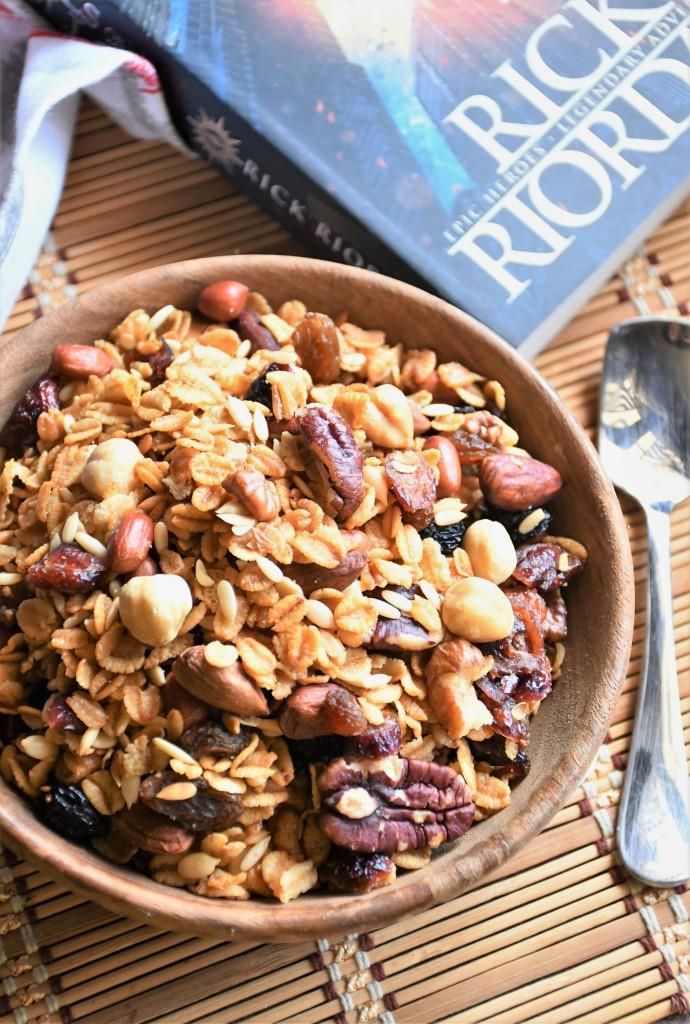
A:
442;0;690;298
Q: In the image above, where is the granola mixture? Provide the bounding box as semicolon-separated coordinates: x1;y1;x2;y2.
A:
0;280;587;902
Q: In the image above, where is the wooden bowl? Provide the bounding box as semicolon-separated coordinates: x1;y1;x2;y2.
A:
0;256;634;941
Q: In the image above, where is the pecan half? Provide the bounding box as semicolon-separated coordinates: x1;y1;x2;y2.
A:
296;405;364;522
320;849;396;893
140;771;242;832
278;683;367;740
427;639;494;740
512;543;584;592
111;803;194;854
384;452;436;529
319;756;474;854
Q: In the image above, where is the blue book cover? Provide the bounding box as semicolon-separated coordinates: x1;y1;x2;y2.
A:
29;0;690;354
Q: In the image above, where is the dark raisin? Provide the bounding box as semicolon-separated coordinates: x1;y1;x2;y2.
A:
420;518;467;555
451;429;501;464
483;505;551;545
0;375;60;456
28;543;106;594
245;362;283;408
179;722;249;761
232;310;280;353
140;771;242;832
147;341;174;385
286;735;344;772
469;736;530;782
513;543;583;593
38;783;108;840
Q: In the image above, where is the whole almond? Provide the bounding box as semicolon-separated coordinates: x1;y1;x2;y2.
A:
51;344;114;379
106;510;155;574
479;453;562;511
174;645;269;716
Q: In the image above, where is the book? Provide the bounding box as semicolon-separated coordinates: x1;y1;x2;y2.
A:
27;0;690;355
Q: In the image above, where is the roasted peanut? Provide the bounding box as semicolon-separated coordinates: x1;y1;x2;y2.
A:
197;280;249;321
119;573;192;647
423;435;462;497
462;520;516;584
442;577;514;642
82;438;144;499
51;344;113;380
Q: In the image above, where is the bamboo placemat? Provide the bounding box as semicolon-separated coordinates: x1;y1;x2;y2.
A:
1;100;688;1024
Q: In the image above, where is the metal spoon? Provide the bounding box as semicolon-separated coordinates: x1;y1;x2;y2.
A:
598;315;690;887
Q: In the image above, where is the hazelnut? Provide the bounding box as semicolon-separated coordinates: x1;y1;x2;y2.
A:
82;438;143;499
119;574;193;647
462;520;516;584
442;577;514;642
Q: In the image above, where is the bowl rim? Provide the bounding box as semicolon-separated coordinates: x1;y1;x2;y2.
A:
0;254;635;940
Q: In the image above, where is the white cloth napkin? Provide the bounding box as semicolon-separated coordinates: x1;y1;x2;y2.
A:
0;0;189;329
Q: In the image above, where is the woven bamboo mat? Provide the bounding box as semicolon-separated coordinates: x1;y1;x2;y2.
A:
1;99;689;1024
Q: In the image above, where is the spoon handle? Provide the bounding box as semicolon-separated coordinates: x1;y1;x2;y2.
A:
617;505;690;886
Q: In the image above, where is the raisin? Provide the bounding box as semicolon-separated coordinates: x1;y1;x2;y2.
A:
179;722;249;761
38;783;108;840
484;505;551;545
140;771;242;832
245;362;283;408
0;375;59;456
147;341;174;385
286;735;345;773
43;695;86;733
28;543;106;594
451;428;501;464
232;310;280;353
292;313;340;384
420;518;466;555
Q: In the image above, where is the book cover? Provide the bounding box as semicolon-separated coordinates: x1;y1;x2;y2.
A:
27;0;690;354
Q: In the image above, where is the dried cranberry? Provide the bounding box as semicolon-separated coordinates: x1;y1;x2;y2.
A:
28;543;106;594
321;849;395;893
420;518;467;555
43;695;86;733
232;310;280;353
513;543;584;593
483;505;551;545
384;453;436;530
475;675;529;747
344;719;402;759
38;783;108;840
0;375;59;456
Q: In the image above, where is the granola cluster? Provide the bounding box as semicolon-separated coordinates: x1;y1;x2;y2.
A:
0;282;586;902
